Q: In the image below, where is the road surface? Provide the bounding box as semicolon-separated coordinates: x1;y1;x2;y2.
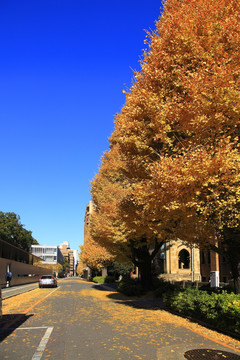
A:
0;278;240;360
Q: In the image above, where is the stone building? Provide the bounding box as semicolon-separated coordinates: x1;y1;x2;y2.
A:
154;239;231;284
154;240;201;282
84;201;94;237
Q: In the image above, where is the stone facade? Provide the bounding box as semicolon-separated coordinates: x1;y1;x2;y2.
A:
154;239;231;284
154;240;201;282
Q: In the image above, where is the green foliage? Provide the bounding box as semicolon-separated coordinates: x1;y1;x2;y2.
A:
92;276;105;284
62;257;70;273
162;287;240;335
117;278;144;297
92;275;115;284
0;211;38;252
108;261;133;279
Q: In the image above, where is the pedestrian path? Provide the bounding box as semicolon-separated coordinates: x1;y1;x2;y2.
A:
2;283;38;299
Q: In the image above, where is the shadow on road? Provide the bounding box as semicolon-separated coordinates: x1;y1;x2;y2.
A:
92;283;117;292
184;348;240;359
92;283;166;309
107;292;166;309
0;314;33;342
92;284;240;343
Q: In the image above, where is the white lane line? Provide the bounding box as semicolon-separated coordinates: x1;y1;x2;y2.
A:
32;326;54;360
44;286;60;296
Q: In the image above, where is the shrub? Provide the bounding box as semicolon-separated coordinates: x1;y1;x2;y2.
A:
92;276;105;284
92;275;115;284
117;278;143;296
163;286;240;335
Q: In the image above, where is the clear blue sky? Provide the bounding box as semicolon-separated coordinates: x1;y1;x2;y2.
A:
0;0;163;252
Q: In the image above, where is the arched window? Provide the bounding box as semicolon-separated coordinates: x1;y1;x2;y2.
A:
178;249;190;269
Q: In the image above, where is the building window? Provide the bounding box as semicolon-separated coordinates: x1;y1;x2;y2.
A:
178;249;190;269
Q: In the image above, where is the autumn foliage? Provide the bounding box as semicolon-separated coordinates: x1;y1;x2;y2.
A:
80;233;114;272
90;0;240;291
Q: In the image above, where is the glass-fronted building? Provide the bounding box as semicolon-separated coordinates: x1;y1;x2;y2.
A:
30;245;63;264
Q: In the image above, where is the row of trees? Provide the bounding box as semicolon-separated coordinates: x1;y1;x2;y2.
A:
84;0;240;292
0;211;38;252
79;231;114;274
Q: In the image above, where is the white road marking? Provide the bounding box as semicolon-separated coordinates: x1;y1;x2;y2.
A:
43;286;60;299
32;326;54;360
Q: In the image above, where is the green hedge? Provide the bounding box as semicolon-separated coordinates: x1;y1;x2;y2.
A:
92;276;105;283
92;275;116;284
162;287;240;335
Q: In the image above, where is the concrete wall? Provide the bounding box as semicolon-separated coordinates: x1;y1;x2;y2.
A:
0;257;52;288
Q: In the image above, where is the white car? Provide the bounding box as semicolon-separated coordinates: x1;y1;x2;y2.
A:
39;275;57;288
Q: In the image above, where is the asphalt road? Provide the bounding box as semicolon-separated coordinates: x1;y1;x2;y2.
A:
0;278;240;360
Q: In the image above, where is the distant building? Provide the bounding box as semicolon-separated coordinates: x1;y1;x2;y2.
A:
84;200;94;238
82;201;96;279
30;245;63;265
59;241;78;276
72;249;79;275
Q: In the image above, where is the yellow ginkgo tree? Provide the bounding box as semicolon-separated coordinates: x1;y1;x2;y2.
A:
91;0;240;291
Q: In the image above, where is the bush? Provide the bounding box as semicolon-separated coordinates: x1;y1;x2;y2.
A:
92;275;115;284
92;276;105;284
117;278;143;296
163;286;240;335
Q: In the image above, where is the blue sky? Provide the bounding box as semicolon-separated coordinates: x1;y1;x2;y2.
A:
0;0;163;253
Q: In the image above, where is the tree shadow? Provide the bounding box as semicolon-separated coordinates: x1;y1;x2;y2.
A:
98;289;240;341
184;349;240;359
107;292;166;309
92;284;240;342
0;314;33;342
92;283;117;292
92;284;166;309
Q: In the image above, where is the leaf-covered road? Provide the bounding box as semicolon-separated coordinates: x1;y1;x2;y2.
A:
1;278;240;360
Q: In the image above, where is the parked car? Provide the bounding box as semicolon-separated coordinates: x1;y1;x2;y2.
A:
39;275;57;288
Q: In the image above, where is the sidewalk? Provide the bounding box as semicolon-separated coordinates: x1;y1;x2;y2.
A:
1;283;38;299
89;281;240;359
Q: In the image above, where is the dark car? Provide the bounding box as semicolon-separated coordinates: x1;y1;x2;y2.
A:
39;275;57;288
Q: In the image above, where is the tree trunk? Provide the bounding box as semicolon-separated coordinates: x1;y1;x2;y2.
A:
223;228;240;294
130;238;162;291
138;258;153;290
